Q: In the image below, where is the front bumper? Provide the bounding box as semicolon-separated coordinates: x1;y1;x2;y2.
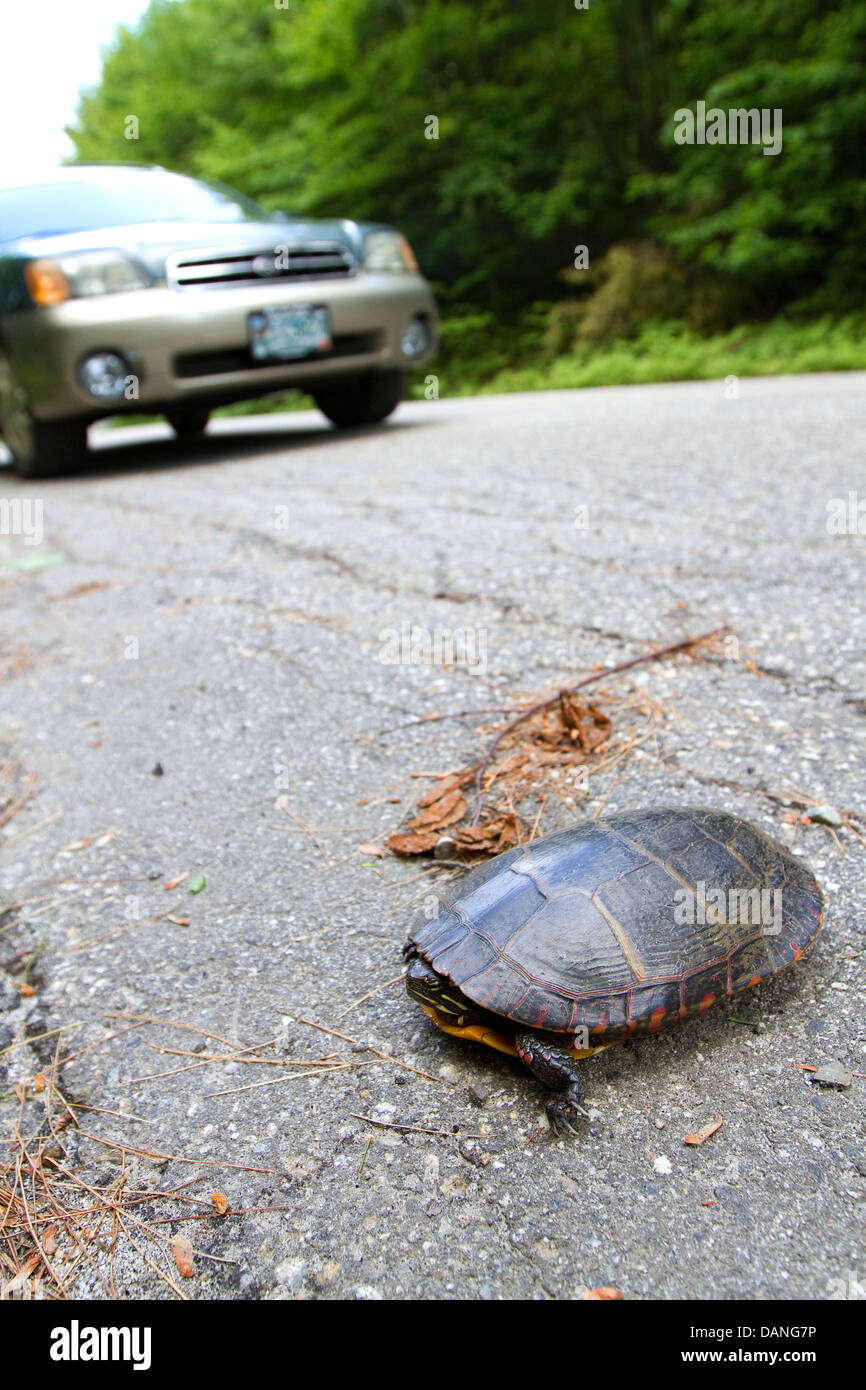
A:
3;272;438;421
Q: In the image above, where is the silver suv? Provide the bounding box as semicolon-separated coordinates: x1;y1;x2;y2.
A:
0;164;439;476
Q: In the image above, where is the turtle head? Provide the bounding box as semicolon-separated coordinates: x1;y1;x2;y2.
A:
405;956;479;1026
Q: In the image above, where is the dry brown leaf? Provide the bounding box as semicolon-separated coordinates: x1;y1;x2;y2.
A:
3;1249;40;1296
210;1191;229;1216
409;788;467;831
583;703;612;747
582;1286;624;1300
538;748;583;766
385;686;632;856
170;1234;195;1278
452;813;524;857
494;753;526;775
451;822;496;844
42;1225;58;1256
684;1116;723;1146
357;843;386;858
166;914;191;927
386;831;440;856
557;697;612;753
164;873;188;891
492;814;524;851
415;772;470;808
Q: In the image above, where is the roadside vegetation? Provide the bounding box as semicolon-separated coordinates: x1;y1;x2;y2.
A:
71;0;866;401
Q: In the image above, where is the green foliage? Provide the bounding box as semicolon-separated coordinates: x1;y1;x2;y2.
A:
471;315;866;395
67;0;866;363
633;0;866;309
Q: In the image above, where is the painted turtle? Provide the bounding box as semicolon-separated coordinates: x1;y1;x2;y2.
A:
404;808;823;1131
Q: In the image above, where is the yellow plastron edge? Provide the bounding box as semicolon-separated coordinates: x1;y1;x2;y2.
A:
419;1004;612;1060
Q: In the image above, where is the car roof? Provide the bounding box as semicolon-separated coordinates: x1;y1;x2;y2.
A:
0;164;173;192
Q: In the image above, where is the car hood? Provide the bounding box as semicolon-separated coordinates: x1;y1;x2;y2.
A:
5;218;371;276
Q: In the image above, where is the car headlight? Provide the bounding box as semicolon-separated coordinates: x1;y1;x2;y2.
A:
25;251;151;305
363;230;419;273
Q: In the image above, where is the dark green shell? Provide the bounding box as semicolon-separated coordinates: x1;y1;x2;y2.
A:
408;808;823;1040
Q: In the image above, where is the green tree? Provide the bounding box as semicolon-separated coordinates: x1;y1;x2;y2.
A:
633;0;866;311
67;0;866;324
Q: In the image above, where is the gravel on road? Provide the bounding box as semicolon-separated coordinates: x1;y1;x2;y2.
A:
1;374;864;1300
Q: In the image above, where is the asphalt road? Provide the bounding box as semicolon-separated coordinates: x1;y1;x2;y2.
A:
1;375;864;1301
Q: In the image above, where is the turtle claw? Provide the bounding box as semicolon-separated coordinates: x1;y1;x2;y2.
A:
546;1090;587;1136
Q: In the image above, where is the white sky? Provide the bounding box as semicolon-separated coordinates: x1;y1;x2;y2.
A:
0;0;152;181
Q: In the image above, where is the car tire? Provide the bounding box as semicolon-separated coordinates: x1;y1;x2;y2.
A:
312;370;407;428
0;352;88;478
166;405;211;438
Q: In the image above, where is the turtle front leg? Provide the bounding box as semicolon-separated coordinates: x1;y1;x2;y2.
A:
514;1029;588;1135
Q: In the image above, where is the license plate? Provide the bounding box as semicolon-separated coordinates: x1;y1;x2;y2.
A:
248;305;332;361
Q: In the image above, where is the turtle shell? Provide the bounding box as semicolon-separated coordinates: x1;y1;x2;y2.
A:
408;808;823;1041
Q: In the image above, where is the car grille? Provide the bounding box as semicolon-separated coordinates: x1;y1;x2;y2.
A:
173;333;380;379
167;241;356;289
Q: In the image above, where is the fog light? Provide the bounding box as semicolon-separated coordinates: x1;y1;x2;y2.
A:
401;317;430;359
78;352;133;400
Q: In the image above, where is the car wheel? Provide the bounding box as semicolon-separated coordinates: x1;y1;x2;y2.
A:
0;353;88;478
166;405;211;438
312;370;407;428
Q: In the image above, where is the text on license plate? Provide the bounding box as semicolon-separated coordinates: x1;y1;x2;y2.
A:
248;305;332;361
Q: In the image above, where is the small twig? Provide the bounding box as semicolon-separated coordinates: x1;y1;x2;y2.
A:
284;1013;440;1083
63;1102;151;1123
528;795;547;843
0;1022;85;1061
591;764;623;821
130;1036;290;1086
350;1113;487;1139
203;1060;377;1098
335;973;406;1020
694;776;866;848
114;1211;188;1300
0;808;63;848
358;1137;373;1178
147;1203;295;1226
274;798;331;859
104;1012;244;1050
72;1133;283;1176
59;1020;150;1066
471;626;727;823
388;703;529;731
0;772;37;828
9;1131;67;1295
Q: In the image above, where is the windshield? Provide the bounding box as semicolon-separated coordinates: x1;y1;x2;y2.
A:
0;169;272;242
